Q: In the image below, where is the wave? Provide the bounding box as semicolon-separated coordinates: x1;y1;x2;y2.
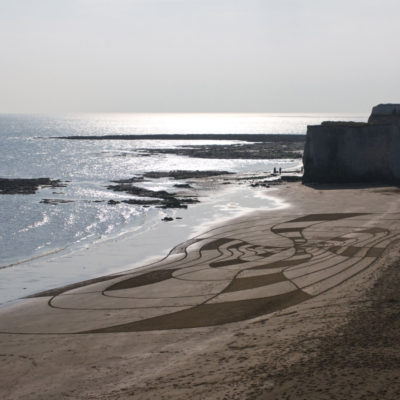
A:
0;246;67;271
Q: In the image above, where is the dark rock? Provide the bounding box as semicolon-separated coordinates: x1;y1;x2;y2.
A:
53;133;306;143
40;199;74;205
235;175;271;181
121;199;162;206
163;197;198;208
251;182;270;188
143;170;234;179
107;182;199;209
142;143;303;160
280;175;302;182
111;177;145;184
108;200;121;205
176;198;199;204
173;183;192;188
107;183;176;199
162;217;174;222
53;134;305;160
0;178;66;195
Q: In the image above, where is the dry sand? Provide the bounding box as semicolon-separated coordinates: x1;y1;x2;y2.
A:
1;182;400;399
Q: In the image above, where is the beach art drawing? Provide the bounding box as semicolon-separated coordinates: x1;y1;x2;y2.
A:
1;212;396;334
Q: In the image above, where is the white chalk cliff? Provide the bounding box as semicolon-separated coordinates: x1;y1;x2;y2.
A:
303;104;400;183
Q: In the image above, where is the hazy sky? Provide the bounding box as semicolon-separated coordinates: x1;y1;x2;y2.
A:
1;0;399;113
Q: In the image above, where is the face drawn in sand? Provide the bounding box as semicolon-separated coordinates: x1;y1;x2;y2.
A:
1;213;398;334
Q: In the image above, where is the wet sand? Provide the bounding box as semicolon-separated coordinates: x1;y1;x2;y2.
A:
1;182;400;399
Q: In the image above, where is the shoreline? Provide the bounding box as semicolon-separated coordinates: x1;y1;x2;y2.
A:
27;191;287;300
2;182;400;398
0;182;287;307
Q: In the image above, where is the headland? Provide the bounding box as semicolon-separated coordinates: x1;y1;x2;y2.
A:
303;104;400;183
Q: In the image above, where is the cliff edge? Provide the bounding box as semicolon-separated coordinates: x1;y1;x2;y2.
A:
368;104;400;126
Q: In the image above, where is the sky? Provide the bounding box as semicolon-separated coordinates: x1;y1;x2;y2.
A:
0;0;399;113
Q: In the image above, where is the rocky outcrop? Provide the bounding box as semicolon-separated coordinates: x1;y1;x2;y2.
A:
0;178;66;194
107;182;199;208
303;104;400;184
54;135;306;160
142;170;234;179
142;142;304;160
368;104;400;126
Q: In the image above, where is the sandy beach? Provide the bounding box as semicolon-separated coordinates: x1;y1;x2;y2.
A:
1;182;400;399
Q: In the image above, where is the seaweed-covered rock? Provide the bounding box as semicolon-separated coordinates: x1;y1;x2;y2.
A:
111;177;145;184
0;178;66;195
143;170;234;179
107;182;199;209
40;199;74;205
142;143;303;160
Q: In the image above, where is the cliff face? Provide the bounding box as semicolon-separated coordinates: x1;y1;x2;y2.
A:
368;104;400;126
303;105;400;184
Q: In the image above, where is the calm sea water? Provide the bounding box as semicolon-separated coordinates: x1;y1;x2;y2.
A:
0;113;367;270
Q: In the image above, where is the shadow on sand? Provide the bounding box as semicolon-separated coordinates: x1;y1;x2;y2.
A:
303;182;400;191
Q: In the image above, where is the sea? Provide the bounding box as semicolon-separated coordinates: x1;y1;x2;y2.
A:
0;113;368;305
